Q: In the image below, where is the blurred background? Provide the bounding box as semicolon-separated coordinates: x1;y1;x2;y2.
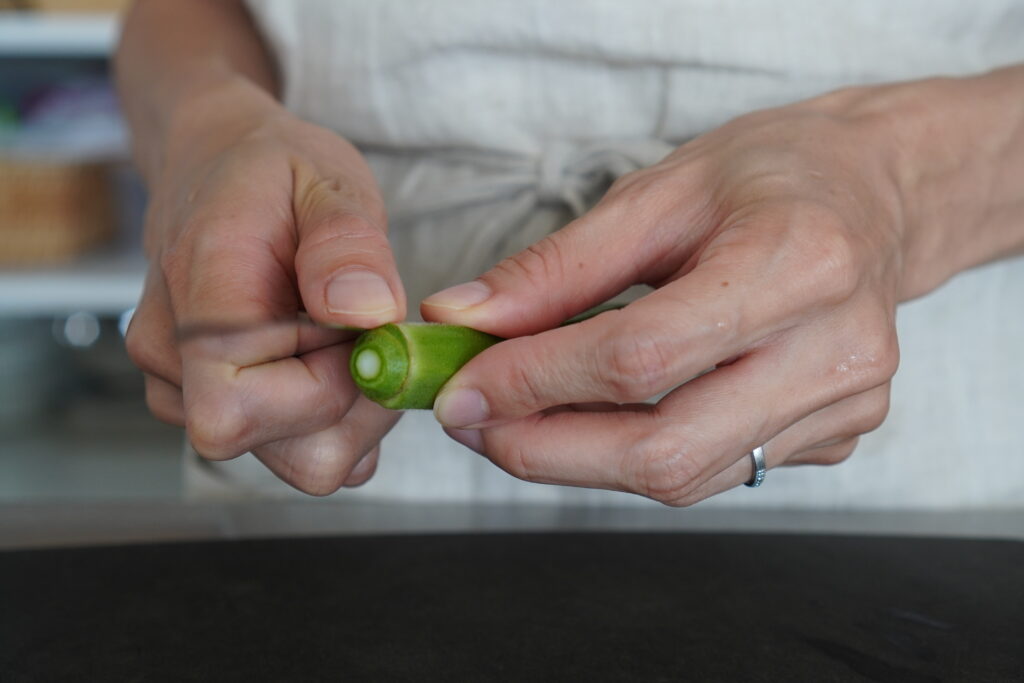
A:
1;0;184;503
1;2;1019;548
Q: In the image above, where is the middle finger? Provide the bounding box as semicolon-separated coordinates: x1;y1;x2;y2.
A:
434;240;840;429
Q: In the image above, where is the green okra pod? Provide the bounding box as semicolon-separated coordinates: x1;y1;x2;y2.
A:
349;304;622;410
350;323;501;410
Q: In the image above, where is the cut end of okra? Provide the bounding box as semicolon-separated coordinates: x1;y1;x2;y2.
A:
350;323;501;410
349;324;413;408
353;347;383;380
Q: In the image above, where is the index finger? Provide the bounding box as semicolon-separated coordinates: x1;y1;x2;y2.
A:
175;263;365;460
432;242;825;428
165;178;362;458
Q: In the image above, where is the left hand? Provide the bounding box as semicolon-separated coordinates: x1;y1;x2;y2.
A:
421;89;912;505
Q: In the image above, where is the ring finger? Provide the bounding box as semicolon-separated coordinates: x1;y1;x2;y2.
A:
675;382;890;502
449;311;891;504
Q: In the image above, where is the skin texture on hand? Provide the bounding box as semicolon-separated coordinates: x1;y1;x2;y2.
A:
423;66;1024;506
117;1;406;495
119;0;1022;503
129;88;406;494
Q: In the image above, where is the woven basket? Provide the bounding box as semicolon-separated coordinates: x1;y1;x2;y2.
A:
0;159;115;265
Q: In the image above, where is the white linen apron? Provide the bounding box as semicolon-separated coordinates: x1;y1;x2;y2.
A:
187;0;1024;509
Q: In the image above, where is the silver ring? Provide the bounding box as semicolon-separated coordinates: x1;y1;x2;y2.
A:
744;446;766;487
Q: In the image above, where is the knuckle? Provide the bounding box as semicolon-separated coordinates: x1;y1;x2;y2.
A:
605;169;665;211
604;166;686;224
295;457;349;497
177;215;274;268
306;211;382;247
606;168;647;196
307;460;354;498
506;360;548;411
278;431;362;497
492;237;567;294
631;430;704;505
163;222;237;293
171;215;221;260
597;329;673;402
608;165;676;201
869;331;901;381
831;322;900;395
296;212;390;271
490;439;540;484
792;209;861;303
186;395;252;460
295;155;387;226
855;329;900;387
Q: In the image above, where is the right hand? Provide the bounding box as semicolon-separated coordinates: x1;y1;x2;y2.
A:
126;79;404;495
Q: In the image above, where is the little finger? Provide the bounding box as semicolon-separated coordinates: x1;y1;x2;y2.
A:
143;374;185;426
251;396;401;496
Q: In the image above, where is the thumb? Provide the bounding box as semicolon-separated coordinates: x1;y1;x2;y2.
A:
294;162;406;329
421;200;661;337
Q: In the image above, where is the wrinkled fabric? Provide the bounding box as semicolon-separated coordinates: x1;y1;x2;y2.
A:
186;1;1024;508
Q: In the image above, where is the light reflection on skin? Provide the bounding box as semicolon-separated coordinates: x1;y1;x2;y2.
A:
835;353;876;374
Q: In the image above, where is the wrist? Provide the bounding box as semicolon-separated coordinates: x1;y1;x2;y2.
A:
819;67;1024;300
143;69;286;184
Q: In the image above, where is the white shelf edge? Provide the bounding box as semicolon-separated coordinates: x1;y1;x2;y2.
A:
0;245;146;316
0;12;119;58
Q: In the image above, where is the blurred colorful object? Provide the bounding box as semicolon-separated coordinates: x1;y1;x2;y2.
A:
0;78;123;264
0;77;126;161
0;0;129;12
0;102;16;128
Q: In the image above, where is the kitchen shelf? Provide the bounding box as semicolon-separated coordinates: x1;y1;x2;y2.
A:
0;244;146;316
0;11;138;318
0;11;118;58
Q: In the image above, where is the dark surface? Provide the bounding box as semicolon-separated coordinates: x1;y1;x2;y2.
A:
1;532;1022;682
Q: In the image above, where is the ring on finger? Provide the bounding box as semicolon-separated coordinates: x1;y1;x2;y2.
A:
744;445;766;488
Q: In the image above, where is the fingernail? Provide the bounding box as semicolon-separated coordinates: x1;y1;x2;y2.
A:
422;280;492;311
434;387;489;428
445;427;484;454
326;269;397;316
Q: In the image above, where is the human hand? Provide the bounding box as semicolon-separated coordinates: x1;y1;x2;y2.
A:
421;89;917;505
126;79;404;494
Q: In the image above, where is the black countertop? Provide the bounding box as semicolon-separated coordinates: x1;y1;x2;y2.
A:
2;529;1022;682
